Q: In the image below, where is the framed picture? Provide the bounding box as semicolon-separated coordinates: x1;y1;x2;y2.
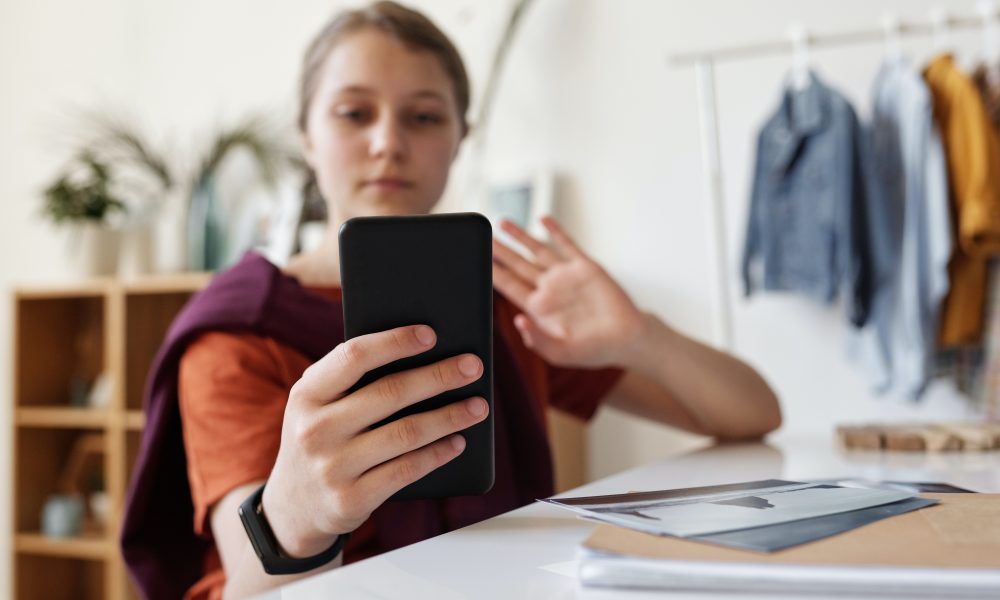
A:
481;168;554;245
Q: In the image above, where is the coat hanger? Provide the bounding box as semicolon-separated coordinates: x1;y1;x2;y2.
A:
881;13;904;62
930;7;953;55
786;24;812;92
978;0;1000;81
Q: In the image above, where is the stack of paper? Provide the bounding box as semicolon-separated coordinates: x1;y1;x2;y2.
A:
542;481;1000;597
543;479;933;552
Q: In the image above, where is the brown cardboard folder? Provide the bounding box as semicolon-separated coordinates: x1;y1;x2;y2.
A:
580;493;1000;596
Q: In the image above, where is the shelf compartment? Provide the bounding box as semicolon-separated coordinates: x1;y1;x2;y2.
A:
14;429;107;534
15;554;105;599
124;290;196;411
15;295;105;407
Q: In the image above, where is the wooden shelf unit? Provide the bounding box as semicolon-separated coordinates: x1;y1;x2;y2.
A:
10;274;210;600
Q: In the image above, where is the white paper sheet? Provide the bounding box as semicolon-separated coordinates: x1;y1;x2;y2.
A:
545;481;912;537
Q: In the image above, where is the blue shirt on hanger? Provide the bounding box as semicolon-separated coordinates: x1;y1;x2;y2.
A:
741;71;878;328
853;58;951;400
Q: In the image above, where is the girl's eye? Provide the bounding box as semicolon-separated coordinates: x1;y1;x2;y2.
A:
411;112;443;125
335;107;371;122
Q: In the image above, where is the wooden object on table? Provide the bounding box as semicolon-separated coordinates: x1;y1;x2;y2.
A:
837;422;1000;451
836;425;883;450
10;273;210;600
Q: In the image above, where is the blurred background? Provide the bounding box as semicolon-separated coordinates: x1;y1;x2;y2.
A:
4;0;1000;596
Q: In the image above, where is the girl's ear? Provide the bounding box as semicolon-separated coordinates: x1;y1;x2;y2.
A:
300;129;317;169
452;123;470;161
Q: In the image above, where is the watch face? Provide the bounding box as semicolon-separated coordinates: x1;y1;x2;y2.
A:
238;486;271;561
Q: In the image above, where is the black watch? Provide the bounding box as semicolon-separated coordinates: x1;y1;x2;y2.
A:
238;483;349;575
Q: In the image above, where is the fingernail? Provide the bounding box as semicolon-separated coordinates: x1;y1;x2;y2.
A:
458;355;481;377
466;397;487;417
414;325;435;346
451;435;466;452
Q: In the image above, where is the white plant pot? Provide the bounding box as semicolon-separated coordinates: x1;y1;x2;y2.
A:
152;188;188;273
118;223;153;278
65;222;121;278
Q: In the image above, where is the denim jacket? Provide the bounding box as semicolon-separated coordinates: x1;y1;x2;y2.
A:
742;72;877;327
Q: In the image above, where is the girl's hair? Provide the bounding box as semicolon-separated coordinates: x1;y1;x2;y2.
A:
297;1;470;135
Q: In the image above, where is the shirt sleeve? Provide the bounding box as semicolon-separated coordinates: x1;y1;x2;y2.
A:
546;363;625;422
953;84;1000;257
843;106;876;328
741;131;767;297
178;331;307;536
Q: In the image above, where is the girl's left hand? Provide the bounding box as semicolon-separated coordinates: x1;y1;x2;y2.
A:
492;216;644;368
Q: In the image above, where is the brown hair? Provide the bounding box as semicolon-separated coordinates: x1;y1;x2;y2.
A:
297;1;470;135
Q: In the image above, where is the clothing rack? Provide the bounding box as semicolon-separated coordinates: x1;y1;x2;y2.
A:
670;8;998;350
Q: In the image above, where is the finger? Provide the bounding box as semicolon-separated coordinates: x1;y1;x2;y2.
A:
500;219;562;267
492;261;533;309
514;314;536;348
355;434;467;506
346;396;488;476
540;216;586;260
515;313;567;356
333;353;484;433
292;324;437;407
492;238;544;283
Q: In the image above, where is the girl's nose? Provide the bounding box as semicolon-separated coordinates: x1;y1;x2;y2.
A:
369;115;407;161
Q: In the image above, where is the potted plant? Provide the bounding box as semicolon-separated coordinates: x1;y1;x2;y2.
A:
42;115;174;277
42;151;128;276
43;111;289;276
85;115;176;276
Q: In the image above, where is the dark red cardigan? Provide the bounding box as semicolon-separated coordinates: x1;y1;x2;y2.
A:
120;252;554;600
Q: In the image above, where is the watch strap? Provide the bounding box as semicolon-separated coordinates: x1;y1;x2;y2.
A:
238;483;349;575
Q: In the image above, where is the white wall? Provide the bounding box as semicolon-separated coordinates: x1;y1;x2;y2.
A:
473;0;988;479
1;0;991;589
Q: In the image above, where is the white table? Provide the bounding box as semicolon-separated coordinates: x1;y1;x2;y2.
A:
261;434;1000;599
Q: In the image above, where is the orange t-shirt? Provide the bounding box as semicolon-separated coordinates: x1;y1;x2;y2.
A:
177;288;623;600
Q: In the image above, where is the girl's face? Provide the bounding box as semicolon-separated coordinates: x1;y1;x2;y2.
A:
302;28;464;223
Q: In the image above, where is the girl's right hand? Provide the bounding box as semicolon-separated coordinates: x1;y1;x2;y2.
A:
261;324;489;557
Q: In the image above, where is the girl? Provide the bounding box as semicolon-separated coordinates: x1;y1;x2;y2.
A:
121;3;781;599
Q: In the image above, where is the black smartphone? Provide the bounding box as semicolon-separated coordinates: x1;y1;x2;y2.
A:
339;212;494;499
